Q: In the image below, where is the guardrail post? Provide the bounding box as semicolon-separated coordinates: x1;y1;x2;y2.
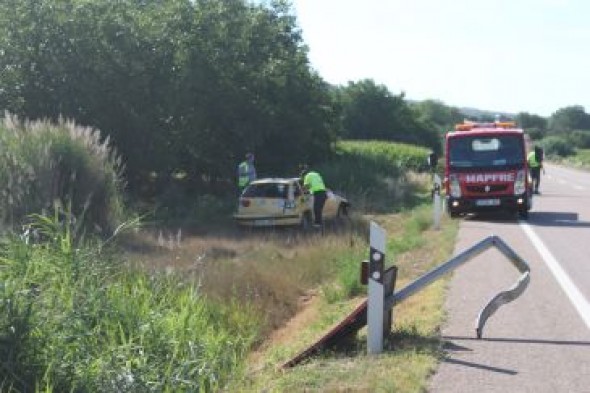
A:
367;221;386;354
433;174;442;230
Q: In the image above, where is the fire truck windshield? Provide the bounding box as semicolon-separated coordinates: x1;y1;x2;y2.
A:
449;135;524;170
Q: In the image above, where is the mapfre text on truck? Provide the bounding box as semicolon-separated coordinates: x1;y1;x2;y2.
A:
444;121;533;219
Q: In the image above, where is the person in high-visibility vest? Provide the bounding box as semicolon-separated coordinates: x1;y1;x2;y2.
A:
237;153;256;194
301;166;327;227
527;146;543;194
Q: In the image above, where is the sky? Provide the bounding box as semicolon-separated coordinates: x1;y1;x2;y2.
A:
290;0;590;117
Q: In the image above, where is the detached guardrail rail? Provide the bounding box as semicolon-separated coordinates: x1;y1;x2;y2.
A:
384;232;531;340
282;222;531;368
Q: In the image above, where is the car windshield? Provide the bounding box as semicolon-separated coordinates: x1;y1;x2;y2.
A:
448;135;524;169
242;183;288;199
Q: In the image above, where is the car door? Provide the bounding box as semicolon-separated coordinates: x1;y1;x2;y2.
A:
293;180;311;216
322;190;339;218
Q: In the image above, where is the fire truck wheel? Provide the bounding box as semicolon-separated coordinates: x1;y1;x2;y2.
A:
518;209;528;220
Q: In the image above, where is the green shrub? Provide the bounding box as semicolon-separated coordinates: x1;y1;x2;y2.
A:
567;130;590;149
538;135;575;158
0;113;125;234
526;127;547;141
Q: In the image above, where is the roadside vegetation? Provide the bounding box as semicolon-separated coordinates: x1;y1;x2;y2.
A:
0;117;256;391
0;215;259;392
239;205;459;392
3;1;590;391
520;106;590;165
1;115;459;392
322;141;430;213
551;148;590;170
0;114;124;234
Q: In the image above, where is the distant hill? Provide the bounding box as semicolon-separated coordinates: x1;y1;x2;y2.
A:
459;107;516;121
406;98;517;121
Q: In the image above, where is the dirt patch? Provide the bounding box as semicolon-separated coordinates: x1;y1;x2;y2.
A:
248;289;321;368
265;290;319;346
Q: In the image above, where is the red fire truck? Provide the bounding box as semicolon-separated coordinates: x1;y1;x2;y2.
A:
444;121;533;219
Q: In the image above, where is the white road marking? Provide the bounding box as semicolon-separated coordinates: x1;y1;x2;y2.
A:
573;185;586;191
520;221;590;330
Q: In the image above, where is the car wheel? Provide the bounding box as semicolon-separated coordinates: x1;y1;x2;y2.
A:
337;203;348;218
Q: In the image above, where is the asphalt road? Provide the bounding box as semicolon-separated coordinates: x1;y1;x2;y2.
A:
428;163;590;393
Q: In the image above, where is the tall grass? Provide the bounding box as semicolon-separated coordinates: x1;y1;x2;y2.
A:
0;113;124;235
322;203;434;304
387;204;432;254
0;213;260;392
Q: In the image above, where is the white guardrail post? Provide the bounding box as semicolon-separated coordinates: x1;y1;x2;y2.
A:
367;221;386;354
433;173;442;230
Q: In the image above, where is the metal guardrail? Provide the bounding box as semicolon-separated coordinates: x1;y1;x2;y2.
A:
384;235;530;339
284;225;532;364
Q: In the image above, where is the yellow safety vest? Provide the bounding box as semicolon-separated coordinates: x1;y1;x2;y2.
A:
303;171;326;193
527;151;540;168
238;161;250;187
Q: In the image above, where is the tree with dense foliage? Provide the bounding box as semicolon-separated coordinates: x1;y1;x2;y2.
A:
516;111;548;140
411;99;463;133
516;112;547;130
335;80;441;153
548;105;590;133
0;0;336;195
337;80;405;141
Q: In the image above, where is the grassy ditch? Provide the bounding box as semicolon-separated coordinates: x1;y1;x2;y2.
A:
124;219;369;341
113;144;453;392
236;204;459;392
0;132;455;391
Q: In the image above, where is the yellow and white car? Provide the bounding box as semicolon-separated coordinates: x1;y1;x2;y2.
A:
233;177;350;228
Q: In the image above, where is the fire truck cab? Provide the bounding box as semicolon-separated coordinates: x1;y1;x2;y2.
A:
444;121;533;219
